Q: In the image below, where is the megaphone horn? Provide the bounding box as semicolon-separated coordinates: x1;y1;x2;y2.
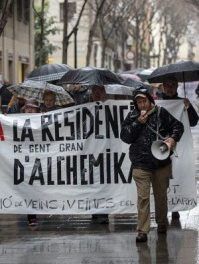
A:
151;140;170;160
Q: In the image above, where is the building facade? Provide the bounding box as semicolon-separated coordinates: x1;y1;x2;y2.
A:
46;0;126;71
0;0;34;84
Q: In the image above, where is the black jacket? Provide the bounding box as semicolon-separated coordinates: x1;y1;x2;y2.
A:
120;105;184;170
162;93;199;127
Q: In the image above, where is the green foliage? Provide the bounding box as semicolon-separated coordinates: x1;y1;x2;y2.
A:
34;1;59;67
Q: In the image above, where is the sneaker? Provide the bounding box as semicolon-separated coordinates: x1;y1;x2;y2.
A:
172;212;180;220
28;218;38;226
136;233;147;243
157;224;167;234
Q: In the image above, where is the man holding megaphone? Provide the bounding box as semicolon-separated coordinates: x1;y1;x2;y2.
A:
120;86;184;243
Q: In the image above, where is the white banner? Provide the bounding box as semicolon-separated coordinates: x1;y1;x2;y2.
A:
0;100;197;214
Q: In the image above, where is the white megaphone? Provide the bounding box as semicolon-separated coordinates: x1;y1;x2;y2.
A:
151;140;170;160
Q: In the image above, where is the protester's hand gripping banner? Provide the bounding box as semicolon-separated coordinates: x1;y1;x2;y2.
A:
0;100;197;214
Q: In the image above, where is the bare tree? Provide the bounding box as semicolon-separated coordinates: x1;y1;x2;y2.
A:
86;0;106;66
125;0;157;68
98;1;118;67
33;0;59;66
62;0;88;65
62;0;68;64
156;0;190;65
0;0;13;37
184;0;199;12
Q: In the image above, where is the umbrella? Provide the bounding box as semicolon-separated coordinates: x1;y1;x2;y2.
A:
63;84;88;93
147;60;199;83
119;73;141;81
137;68;156;82
122;78;152;93
59;67;122;86
122;78;145;88
7;80;74;106
121;68;145;75
26;64;72;82
104;84;135;96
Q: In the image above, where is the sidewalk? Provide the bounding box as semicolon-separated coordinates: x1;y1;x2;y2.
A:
0;201;198;264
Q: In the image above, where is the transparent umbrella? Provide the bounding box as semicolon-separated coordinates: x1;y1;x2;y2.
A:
104;84;135;96
8;80;74;106
26;64;72;82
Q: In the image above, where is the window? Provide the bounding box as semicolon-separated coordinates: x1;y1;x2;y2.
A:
68;2;76;21
8;2;14;17
60;2;76;22
60;3;64;22
0;0;13;17
17;0;23;21
17;0;30;24
23;0;30;23
8;60;14;83
0;0;6;10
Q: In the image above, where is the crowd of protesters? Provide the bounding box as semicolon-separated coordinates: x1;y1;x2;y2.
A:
0;76;198;240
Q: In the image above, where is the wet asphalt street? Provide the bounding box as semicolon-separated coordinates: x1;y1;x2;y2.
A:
0;126;198;264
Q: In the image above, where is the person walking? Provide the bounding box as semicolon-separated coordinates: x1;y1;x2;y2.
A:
120;86;184;242
162;78;199;220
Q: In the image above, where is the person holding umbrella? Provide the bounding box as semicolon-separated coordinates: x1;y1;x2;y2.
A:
148;60;199;220
120;86;184;242
148;61;199;124
7;80;74;112
91;85;107;102
40;90;60;112
7;96;26;114
162;77;198;127
161;77;199;220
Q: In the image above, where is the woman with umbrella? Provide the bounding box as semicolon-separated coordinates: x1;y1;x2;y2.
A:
40;90;61;112
7;80;74;112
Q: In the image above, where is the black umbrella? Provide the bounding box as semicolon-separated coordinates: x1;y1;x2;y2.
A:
137;68;156;82
122;78;146;88
59;67;121;86
122;78;153;93
26;64;72;82
147;60;199;83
